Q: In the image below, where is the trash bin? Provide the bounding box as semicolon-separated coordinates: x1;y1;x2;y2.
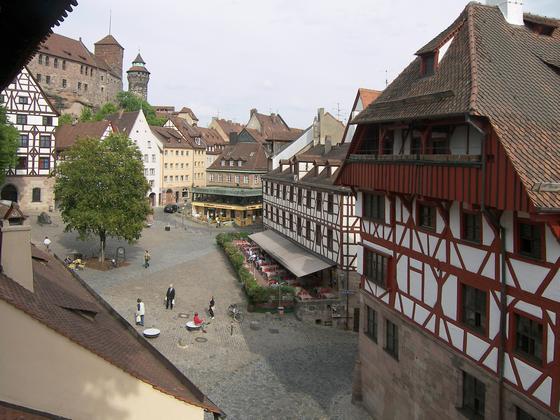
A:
277;306;284;316
165;225;171;231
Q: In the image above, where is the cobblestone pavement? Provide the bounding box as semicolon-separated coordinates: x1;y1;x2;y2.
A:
29;210;371;420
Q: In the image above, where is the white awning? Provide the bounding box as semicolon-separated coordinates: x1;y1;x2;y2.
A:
249;230;335;278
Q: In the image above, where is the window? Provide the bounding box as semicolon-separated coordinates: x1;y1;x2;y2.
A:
62;60;66;70
237;160;242;167
327;194;334;213
411;131;422;154
254;175;260;185
418;203;436;230
316;192;322;210
315;223;321;244
16;157;27;169
45;56;49;66
275;183;280;198
244;175;249;184
289;214;293;231
149;168;155;176
305;220;311;240
297;217;302;236
165;150;168;156
282;185;287;200
42;116;53;126
152;154;156;163
282;211;286;227
385;319;398;359
164;163;168;169
54;58;58;68
297;188;302;205
209;174;214;182
515;313;543;365
363;193;385;221
462;210;482;243
144;154;148;162
45;75;50;84
382;131;394;155
175;151;179;156
306;190;311;207
19;134;28;147
39;135;50;148
515;407;536;420
144;168;148;176
229;160;233;167
80;65;84;74
226;174;231;183
78;82;81;90
18;96;28;104
38;157;50;169
421;53;436;76
62;79;67;88
39;54;43;64
461;284;487;335
36;74;42;82
462;371;485;418
84;83;88;91
16;114;27;125
164;176;168;182
234;175;240;184
327;229;333;250
517;221;542;260
147;141;151;149
289;185;294;202
149;180;154;187
32;187;41;202
364;249;388;288
365;306;377;342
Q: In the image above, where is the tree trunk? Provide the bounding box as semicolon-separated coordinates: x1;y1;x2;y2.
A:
99;231;106;263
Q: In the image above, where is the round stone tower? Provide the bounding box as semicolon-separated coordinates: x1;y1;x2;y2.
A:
126;53;150;101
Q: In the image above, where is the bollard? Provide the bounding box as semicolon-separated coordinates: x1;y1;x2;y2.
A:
230;321;234;336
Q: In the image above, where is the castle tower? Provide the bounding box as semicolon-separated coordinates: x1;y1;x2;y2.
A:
127;53;150;101
94;34;124;79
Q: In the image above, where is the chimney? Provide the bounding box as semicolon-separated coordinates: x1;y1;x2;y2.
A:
250;108;257;117
324;136;332;155
0;202;34;292
487;0;524;26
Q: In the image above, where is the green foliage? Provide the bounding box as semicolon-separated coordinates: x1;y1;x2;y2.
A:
116;92;166;126
0;106;19;185
94;102;118;121
58;113;74;126
54;132;150;261
79;107;93;122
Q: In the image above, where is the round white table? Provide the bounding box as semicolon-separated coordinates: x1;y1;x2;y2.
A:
186;321;202;331
143;328;160;338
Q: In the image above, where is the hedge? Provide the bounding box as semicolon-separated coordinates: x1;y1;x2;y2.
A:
216;232;295;304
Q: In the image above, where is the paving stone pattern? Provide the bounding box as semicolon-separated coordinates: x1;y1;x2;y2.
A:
30;210;371;420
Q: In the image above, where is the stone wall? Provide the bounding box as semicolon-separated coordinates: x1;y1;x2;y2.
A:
0;176;55;213
358;290;556;420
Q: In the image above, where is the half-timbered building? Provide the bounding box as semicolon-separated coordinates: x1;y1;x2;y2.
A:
0;67;58;212
262;142;361;328
336;2;560;419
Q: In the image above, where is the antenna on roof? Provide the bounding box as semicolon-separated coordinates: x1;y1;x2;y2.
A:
109;9;112;35
385;69;388;87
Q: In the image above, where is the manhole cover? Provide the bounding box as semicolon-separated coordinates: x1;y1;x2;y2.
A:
195;337;208;343
268;328;279;334
178;313;189;318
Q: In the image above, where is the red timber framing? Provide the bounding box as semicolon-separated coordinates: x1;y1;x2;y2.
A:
338;120;534;213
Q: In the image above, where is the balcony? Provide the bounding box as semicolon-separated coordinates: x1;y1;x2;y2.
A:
348;153;482;167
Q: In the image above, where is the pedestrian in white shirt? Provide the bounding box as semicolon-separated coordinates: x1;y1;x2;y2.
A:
136;298;145;326
43;236;51;252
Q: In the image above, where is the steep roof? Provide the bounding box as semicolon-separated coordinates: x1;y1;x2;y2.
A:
55;120;113;151
353;3;560;210
213;118;244;136
0;246;222;415
106;110;141;134
177;107;198;121
0;0;76;90
127;65;150;74
166;116;206;149
358;88;383;109
198;126;225;147
94;34;123;49
209;143;269;172
133;53;145;64
251;111;303;142
37;33;98;67
150;126;192;149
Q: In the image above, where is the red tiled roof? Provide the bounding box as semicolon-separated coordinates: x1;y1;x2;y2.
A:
198;126;225;147
0;247;222;415
213;118;244;136
167;117;206;149
251;111;302;142
358;88;382;109
177;107;198;121
106;110;141;134
94;34;123;49
353;3;560;210
127;65;150;74
55;120;113;151
0;400;66;420
37;33;98;67
150;126;192;149
208;143;269;172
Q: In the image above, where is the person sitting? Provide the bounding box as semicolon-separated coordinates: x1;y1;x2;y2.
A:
193;312;206;333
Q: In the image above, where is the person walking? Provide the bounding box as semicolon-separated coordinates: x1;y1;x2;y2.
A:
43;236;51;252
143;250;151;268
208;296;215;319
135;298;145;326
165;284;175;310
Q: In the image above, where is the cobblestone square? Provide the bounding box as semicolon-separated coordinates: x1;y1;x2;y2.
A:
30;210;371;420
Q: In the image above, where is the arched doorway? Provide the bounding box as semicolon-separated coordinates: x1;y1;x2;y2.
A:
165;188;173;204
148;192;156;207
1;184;18;202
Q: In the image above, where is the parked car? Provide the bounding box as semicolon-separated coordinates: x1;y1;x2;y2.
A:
164;204;179;213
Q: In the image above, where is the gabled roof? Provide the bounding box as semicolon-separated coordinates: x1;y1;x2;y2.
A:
198;126;225;147
55;120;113;151
357;88;383;109
353;3;560;210
166;117;206;149
208;143;268;172
0;0;76;90
0;246;222;415
150;126;192;149
250;111;303;142
94;34;123;49
37;33;98;67
213;118;244;135
106;110;141;134
177;107;198;121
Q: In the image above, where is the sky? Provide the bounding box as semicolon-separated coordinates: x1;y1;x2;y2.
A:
57;0;559;128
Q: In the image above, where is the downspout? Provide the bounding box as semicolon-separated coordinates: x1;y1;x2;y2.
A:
466;115;506;420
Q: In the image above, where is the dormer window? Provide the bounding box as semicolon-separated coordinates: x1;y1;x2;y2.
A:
421;53;436;77
229;160;234;167
237;160;242;167
221;160;225;166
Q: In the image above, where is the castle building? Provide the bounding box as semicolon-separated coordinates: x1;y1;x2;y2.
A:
26;33;123;114
0;67;58;212
337;2;560;419
127;54;150;101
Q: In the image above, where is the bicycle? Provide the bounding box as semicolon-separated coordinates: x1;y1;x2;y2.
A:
227;303;244;323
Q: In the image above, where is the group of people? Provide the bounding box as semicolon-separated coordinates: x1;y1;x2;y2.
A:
135;284;216;333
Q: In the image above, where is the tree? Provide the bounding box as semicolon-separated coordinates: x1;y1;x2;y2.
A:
116;92;166;126
0;106;19;185
58;113;74;126
79;106;93;122
54;133;151;262
94;102;118;121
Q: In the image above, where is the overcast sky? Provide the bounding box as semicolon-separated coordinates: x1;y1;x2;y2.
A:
57;0;559;128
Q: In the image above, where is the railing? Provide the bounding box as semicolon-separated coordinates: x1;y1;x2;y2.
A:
348;153;481;166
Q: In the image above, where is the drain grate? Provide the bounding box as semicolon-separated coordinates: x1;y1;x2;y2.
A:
178;313;189;318
268;328;279;334
195;337;208;343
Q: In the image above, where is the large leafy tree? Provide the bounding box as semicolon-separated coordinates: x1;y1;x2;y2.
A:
116;91;166;126
0;106;19;185
54;133;150;262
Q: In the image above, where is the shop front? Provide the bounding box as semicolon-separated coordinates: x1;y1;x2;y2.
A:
191;186;262;226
